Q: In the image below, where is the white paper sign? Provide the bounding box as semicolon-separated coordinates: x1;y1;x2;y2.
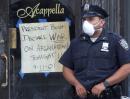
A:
19;22;70;73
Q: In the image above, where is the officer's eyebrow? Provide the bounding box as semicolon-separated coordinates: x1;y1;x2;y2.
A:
83;17;95;21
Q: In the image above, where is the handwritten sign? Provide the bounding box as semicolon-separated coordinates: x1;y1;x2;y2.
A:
19;22;70;73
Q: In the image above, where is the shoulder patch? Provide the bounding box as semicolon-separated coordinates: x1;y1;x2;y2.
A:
119;39;129;50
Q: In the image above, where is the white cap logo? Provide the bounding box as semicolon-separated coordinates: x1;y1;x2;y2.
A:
84;3;90;11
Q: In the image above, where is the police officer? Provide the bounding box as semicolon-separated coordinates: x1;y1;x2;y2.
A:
59;3;130;99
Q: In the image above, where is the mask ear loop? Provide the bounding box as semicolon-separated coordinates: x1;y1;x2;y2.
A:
93;19;104;30
93;19;101;27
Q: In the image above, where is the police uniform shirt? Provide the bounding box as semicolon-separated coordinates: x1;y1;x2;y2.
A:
59;29;130;90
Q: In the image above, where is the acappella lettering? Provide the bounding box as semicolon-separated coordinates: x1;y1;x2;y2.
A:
17;3;64;18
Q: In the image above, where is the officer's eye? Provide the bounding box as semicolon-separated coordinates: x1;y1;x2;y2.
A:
84;17;94;22
82;17;94;21
86;17;94;21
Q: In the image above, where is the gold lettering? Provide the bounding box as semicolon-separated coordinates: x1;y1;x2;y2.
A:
17;3;64;18
51;8;55;14
61;8;64;14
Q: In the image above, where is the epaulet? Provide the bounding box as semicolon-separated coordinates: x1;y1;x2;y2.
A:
70;35;79;43
107;32;122;39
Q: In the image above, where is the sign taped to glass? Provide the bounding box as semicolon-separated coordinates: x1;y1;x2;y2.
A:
19;22;70;73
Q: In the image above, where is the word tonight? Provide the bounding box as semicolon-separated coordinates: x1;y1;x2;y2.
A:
17;3;64;18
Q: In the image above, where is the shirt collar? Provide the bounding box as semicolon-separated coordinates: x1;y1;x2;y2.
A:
96;29;108;42
80;33;90;41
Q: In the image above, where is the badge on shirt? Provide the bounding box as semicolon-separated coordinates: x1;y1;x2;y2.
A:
119;39;129;50
101;42;109;52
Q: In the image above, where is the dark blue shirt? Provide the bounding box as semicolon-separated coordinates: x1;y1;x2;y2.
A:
59;29;130;90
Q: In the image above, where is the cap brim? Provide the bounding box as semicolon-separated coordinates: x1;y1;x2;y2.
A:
83;13;97;18
82;12;105;19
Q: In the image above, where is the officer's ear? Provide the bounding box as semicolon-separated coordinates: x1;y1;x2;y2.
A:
100;19;106;27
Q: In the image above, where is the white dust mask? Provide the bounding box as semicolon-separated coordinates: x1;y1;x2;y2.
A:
82;20;95;36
